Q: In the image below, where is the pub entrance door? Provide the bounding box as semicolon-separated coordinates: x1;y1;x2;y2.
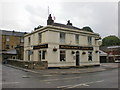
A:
76;51;80;66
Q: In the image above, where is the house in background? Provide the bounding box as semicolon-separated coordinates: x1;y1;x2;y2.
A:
24;14;102;68
99;50;107;63
2;49;17;60
0;30;27;60
100;46;120;62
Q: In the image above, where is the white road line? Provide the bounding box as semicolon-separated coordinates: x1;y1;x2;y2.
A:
0;82;20;85
57;85;73;88
42;76;81;82
26;70;40;74
57;80;104;88
43;75;53;76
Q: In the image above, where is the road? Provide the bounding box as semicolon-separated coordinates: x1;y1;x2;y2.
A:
2;65;119;89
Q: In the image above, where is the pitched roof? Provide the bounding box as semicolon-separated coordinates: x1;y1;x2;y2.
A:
52;23;81;30
0;30;26;36
99;50;107;56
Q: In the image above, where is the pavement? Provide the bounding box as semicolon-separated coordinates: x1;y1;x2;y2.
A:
3;63;119;75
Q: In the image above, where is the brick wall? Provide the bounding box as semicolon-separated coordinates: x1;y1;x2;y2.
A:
6;59;48;69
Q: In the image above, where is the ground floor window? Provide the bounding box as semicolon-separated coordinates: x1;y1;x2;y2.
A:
88;51;92;61
60;50;66;61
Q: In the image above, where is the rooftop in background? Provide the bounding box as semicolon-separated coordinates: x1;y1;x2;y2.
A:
0;30;27;36
99;50;107;56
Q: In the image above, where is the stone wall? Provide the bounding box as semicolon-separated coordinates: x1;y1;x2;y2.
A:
6;59;48;69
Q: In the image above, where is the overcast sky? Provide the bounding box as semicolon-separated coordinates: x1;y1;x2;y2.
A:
0;0;119;38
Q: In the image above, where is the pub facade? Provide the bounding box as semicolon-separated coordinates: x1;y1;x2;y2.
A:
24;14;101;67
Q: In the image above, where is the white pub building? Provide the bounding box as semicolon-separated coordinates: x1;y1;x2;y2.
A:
24;14;101;68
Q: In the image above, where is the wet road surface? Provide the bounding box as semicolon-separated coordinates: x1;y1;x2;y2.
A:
2;65;119;88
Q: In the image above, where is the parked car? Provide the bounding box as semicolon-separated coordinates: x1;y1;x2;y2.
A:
115;58;120;63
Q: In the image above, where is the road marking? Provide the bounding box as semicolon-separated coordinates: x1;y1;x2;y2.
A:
57;80;104;88
25;70;40;74
42;76;81;82
57;85;72;88
1;82;20;85
43;75;53;76
22;75;30;78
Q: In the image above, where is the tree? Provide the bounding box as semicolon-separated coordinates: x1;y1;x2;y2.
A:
102;35;120;46
82;26;94;32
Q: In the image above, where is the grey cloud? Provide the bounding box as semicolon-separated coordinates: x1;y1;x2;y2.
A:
25;5;48;30
0;1;118;38
57;2;118;37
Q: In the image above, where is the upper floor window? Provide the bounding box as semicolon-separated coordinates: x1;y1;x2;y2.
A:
6;45;9;49
38;33;42;43
20;37;24;43
60;32;65;43
28;37;31;45
6;36;10;42
75;34;79;44
88;36;92;45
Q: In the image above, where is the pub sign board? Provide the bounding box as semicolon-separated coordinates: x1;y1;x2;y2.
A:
59;45;93;50
33;44;48;50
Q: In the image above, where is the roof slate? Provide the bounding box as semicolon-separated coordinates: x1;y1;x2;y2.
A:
52;23;81;30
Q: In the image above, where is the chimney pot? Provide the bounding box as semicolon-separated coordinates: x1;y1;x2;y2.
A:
47;14;54;25
67;20;72;25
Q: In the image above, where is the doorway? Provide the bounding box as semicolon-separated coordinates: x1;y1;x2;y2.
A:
39;51;41;61
76;51;79;66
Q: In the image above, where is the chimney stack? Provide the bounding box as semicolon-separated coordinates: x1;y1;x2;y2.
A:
67;20;72;26
47;14;54;25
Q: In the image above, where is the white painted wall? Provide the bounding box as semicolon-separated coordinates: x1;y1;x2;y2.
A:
24;27;100;67
79;36;88;46
47;31;59;43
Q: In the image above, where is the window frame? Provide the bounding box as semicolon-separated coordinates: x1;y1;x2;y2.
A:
20;37;24;43
88;51;92;61
38;33;42;43
60;50;66;62
60;32;65;43
75;34;79;44
6;45;9;49
6;36;10;42
88;36;92;45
